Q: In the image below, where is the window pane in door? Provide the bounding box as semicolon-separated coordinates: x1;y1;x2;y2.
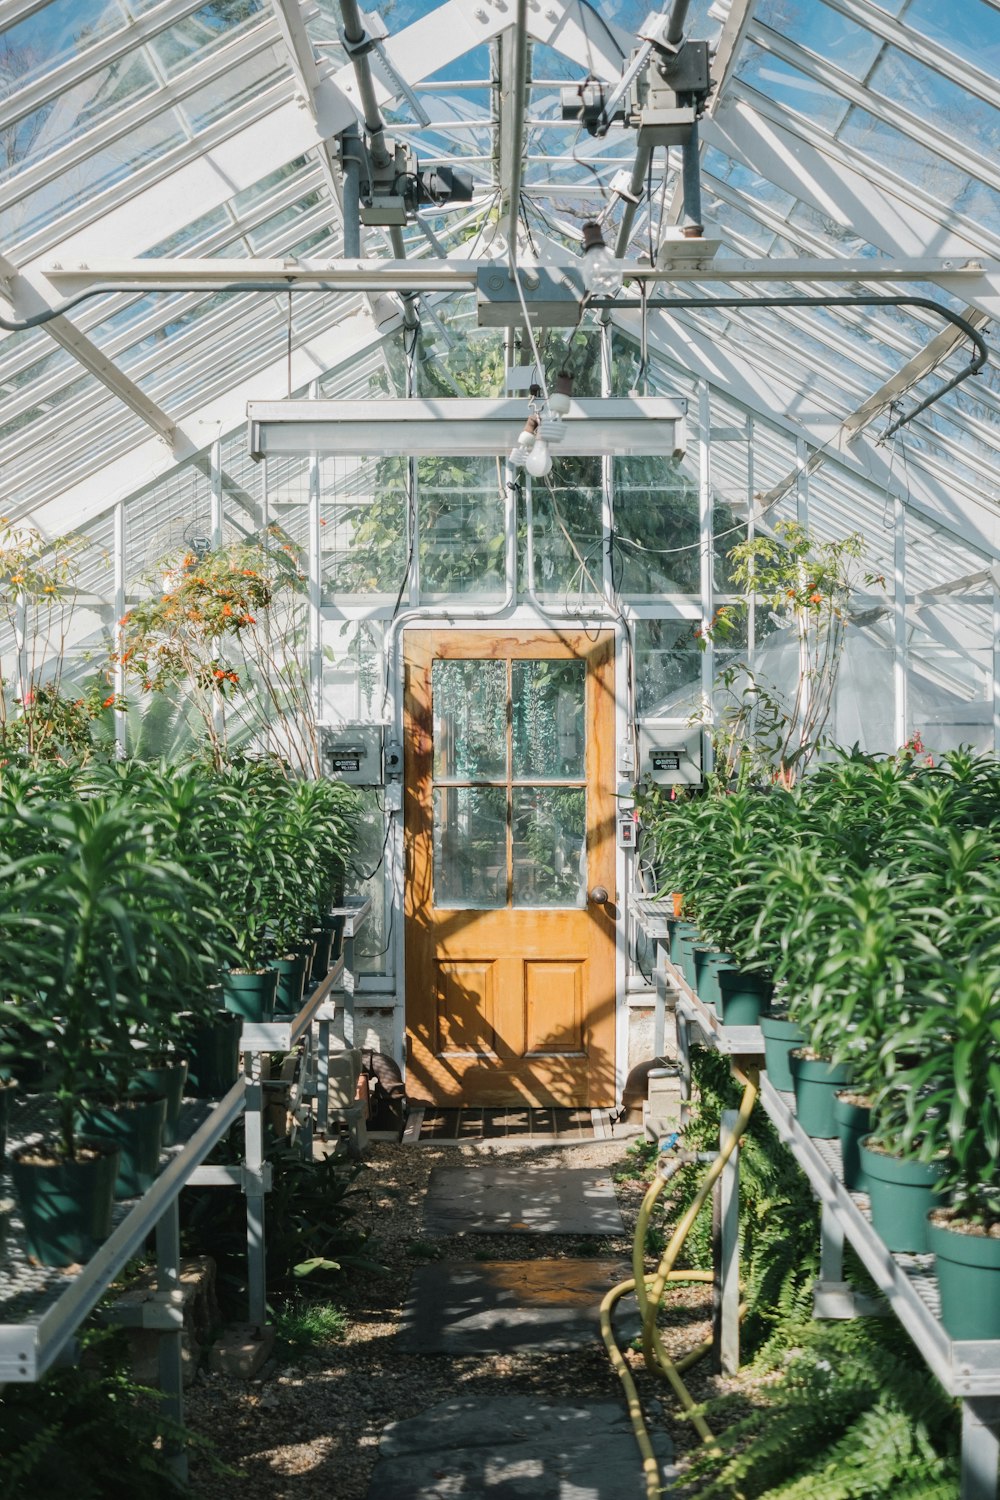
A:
432;658;506;780
512;788;586;908
433;786;507;909
511;660;585;778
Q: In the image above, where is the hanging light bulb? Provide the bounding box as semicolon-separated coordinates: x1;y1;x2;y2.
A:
508;413;539;467
524;438;552;478
548;371;573;417
580;221;621;297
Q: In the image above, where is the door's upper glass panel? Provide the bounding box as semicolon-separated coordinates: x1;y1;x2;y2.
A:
433;659;507;782
512;660;585;779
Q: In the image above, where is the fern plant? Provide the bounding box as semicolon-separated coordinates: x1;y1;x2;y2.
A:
675;1317;959;1499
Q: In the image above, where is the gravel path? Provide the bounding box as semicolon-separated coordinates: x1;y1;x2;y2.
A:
184;1137;721;1499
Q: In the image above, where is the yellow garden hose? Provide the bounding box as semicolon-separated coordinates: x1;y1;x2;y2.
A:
600;1064;760;1499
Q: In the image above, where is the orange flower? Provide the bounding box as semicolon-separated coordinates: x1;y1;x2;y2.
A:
214;669;225;680
241;615;255;625
103;694;115;708
810;591;822;603
786;588;796;598
221;603;233;617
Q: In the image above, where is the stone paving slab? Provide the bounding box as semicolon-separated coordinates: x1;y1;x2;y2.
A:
368;1396;675;1498
422;1165;624;1238
397;1259;639;1354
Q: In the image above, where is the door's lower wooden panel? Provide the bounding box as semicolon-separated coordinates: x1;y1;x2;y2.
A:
435;959;497;1056
523;959;585;1056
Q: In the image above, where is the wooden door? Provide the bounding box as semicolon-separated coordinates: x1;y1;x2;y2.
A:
404;630;616;1106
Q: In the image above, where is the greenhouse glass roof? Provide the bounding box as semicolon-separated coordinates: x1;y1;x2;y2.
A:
1;0;999;571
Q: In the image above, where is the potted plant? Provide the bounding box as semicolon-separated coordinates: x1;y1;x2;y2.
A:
0;793;229;1249
894;961;1000;1339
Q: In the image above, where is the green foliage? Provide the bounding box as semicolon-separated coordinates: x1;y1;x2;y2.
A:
644;1050;819;1353
272;1294;347;1356
180;1138;378;1315
677;1318;959;1499
0;1327;221;1498
641;747;1000;1224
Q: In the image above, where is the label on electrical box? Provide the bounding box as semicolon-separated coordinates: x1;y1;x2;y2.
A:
328;755;361;773
651;749;683;773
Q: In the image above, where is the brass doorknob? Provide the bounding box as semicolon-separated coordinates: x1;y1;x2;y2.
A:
589;885;609;905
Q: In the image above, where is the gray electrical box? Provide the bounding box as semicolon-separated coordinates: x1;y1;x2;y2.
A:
320;724;383;785
638;724;702;787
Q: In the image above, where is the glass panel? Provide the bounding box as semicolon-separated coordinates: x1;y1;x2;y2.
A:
418;457;505;597
512;789;586;909
902;0;1000;76
512;660;585;779
433;786;506;909
868;48;1000;164
756;0;883;77
635;619;701;717
734;42;850;131
432;658;507;781
0;0;126;100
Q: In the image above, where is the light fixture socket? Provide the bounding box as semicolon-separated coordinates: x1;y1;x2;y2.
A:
548;371;573;418
581;221;607;255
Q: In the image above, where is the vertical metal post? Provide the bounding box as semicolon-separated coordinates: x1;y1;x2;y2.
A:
819;1200;845;1285
680;121;703;235
698;380;714;775
113;499;127;758
992;564;1000;758
210;438;223;546
340;125;362;259
316;1014;331;1136
716;1108;740;1375
308;383;323;723
961;1398;1000;1500
342;919;356;1048
746;418;756;664
243;1059;268;1329
675;1009;691;1122
155;1198;187;1484
653;942;668;1060
601;320;615;602
894;489;907;748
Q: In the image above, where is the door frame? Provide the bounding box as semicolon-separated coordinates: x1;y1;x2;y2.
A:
400;624;622;1106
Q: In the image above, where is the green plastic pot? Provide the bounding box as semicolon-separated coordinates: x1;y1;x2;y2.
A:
0;1077;17;1165
130;1054;188;1147
760;1014;806;1094
670;919;699;978
859;1138;945;1253
927;1216;1000;1341
76;1093;168;1200
311;925;334;978
693;947;733;1009
274;954;308;1013
10;1139;119;1266
790;1053;852;1138
833;1093;872;1192
717;968;772;1027
222;967;278;1023
180;1011;242;1099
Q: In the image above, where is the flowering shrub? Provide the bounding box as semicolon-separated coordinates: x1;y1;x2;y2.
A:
115;532;317;770
0;518;106;763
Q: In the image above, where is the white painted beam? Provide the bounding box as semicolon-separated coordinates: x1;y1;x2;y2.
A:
21;305;397;538
613;304;1000;560
756;307;992;507
39;254;995;293
703;96;1000;321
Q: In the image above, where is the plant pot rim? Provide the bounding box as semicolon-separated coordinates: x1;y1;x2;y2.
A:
13;1138;120;1167
928;1208;1000;1239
